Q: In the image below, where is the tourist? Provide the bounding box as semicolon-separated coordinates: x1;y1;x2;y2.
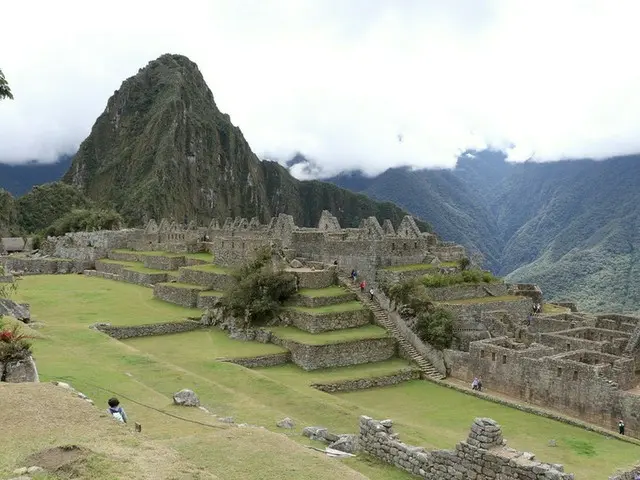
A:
527;313;532;326
107;397;128;424
471;377;479;390
360;280;366;293
369;288;375;301
619;419;625;435
351;269;356;282
477;377;483;392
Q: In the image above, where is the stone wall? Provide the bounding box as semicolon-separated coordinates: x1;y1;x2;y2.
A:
359;416;573;479
610;466;640;480
424;283;509;302
153;283;205;308
443;297;533;327
220;352;291;368
1;355;39;383
44;229;141;261
311;369;420;393
2;257;93;275
291;292;356;308
197;293;224;309
142;254;186;271
448;337;637;433
290;268;337;289
93;320;204;339
270;335;397;370
279;308;372;333
178;267;236;290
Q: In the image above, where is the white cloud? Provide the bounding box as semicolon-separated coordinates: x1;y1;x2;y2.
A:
1;0;640;176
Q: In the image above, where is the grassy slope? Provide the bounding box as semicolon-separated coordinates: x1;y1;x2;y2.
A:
9;275;640;479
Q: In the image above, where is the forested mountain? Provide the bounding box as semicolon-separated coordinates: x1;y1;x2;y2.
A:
61;54;429;232
326;152;640;313
0;155;72;196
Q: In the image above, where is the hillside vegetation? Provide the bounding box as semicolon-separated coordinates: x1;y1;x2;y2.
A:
62;54;430;232
327;152;640;313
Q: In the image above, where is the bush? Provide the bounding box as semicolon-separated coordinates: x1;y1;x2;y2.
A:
0;323;33;362
220;246;297;327
415;308;454;350
422;269;499;288
458;257;471;271
17;182;91;233
42;208;124;237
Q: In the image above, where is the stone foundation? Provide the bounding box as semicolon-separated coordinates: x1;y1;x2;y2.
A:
288;269;337;289
279;308;372;333
93;320;204;339
220;352;291;368
197;292;225;309
178;267;235;290
291;292;356;308
3;257;93;275
270;335;397;370
311;368;421;393
359;416;573;479
153;283;206;308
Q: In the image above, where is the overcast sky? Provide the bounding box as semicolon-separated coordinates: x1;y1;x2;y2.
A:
1;0;640;177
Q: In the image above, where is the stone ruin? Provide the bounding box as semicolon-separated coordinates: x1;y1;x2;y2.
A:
359;416;574;479
445;310;640;439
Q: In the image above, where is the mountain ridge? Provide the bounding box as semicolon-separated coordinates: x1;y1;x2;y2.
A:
61;53;432;232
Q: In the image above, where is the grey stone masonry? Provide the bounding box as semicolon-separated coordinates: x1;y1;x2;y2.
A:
153;283;206;308
359;416;575;479
92;320;205;339
311;368;421;393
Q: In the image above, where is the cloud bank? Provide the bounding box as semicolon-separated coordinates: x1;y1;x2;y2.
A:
1;0;640;176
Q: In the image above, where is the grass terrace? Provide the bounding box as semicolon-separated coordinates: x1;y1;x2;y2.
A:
268;325;388;345
298;286;351;298
157;281;207;290
286;301;364;314
439;295;522;305
198;290;225;298
382;261;458;272
5;275;640;479
255;359;416;391
124;329;287;359
543;303;572;314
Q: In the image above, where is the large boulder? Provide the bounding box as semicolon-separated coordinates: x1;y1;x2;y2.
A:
276;417;295;429
328;434;358;453
3;356;39;382
172;389;200;406
0;298;31;323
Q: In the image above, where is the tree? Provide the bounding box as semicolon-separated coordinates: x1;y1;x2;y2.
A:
0;69;13;100
415;307;454;350
458;257;471;271
220;246;298;327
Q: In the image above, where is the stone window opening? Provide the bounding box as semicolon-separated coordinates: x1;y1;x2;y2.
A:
221;241;224;248
403;243;407;250
491;352;496;361
242;242;245;250
480;350;485;358
231;242;234;249
392;243;395;251
573;370;578;381
502;355;507;364
414;242;418;249
557;367;562;377
566;343;571;351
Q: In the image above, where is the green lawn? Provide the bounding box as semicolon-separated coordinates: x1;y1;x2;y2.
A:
112;250;214;262
7;275;640;480
97;259;139;267
298;286;351;298
439;295;522;305
287;301;364;314
268;325;388;345
382;261;458;272
124;329;287;359
543;303;571;314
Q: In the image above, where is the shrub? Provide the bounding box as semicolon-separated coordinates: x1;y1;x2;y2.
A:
422;269;499;288
0;323;33;362
42;208;124;237
415;307;454;350
458;257;471;271
220;246;297;327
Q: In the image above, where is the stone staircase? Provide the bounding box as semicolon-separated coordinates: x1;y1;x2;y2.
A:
339;277;445;380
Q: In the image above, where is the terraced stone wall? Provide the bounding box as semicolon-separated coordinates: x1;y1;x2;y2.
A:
279;308;372;333
270;335;396;370
292;293;356;308
443;297;533;326
142;255;186;271
291;269;337;289
2;257;93;275
153;284;203;308
220;352;291;368
359;416;573;480
197;293;224;309
178;268;236;290
93;320;204;339
311;369;420;393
